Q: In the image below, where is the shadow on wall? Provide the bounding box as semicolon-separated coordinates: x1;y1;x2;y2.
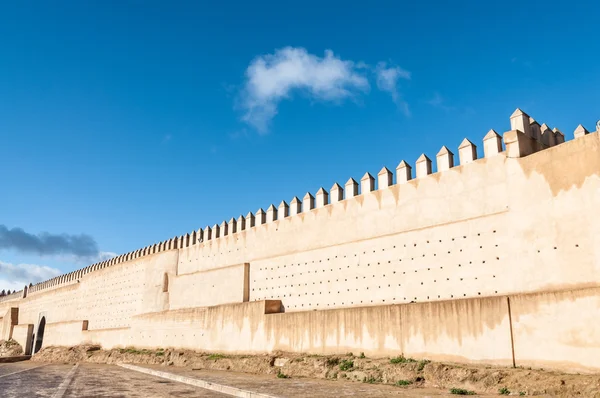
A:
34;316;46;354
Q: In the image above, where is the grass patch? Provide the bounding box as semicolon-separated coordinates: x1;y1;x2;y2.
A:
395;379;412;386
339;359;354;371
417;359;431;371
390;355;416;364
499;387;510;395
276;369;290;379
449;388;476;395
363;375;382;384
119;347;152;355
207;353;227;360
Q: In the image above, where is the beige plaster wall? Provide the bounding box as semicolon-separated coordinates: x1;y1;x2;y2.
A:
169;263;249;310
11;324;33;354
1;129;599;373
42;321;85;348
510;287;600;373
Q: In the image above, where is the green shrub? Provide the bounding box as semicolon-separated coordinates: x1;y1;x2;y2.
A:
276;369;289;379
417;359;431;371
155;351;164;356
390;355;416;364
450;388;476;395
207;353;226;360
396;379;412;386
363;375;381;384
499;387;510;395
339;359;354;371
359;352;366;359
326;357;340;367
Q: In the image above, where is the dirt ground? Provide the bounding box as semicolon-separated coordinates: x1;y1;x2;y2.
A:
32;345;600;397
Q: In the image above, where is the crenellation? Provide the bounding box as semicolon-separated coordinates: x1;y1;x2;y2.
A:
458;138;477;165
416;154;432;178
256;208;266;225
530;120;542;142
510;108;533;137
396;160;412;183
266;205;278;223
220;221;228;237
316;188;329;207
245;212;255;228
574;124;590;139
345;178;359;198
377;167;393;189
302;193;315;212
204;225;213;241
540;123;556;147
330;183;343;203
278;201;289;219
360;172;375;193
228;218;237;234
213;224;221;239
553;128;565;144
483;129;503;157
289;197;301;216
237;215;246;232
436;146;454;172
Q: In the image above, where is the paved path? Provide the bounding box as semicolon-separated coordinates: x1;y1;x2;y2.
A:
0;362;225;397
0;361;494;397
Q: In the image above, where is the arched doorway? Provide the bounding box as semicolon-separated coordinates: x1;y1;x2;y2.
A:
34;316;46;354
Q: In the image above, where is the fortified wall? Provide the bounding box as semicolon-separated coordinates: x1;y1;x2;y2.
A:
1;109;600;373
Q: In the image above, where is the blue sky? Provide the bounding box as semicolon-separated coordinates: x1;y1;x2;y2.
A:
1;1;599;290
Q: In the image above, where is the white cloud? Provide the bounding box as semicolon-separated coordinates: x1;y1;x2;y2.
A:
375;62;411;115
0;279;24;293
239;47;371;133
53;250;117;266
0;260;61;289
427;92;454;112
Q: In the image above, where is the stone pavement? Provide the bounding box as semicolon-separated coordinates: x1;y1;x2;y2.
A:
0;362;225;397
0;361;495;397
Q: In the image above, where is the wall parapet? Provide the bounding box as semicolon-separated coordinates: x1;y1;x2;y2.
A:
12;108;587;300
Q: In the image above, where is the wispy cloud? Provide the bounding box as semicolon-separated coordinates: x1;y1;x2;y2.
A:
238;47;372;133
375;62;411;115
0;225;99;258
0;260;61;288
426;92;454;112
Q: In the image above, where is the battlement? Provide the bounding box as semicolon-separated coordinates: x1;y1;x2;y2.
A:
7;108;597;301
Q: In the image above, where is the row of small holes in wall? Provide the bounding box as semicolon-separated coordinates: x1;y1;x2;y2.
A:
251;242;501;292
79;264;144;328
251;245;579;310
252;243;577;287
180;247;243;265
252;272;501;307
250;230;503;309
137;332;205;340
253;255;499;282
255;231;498;272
